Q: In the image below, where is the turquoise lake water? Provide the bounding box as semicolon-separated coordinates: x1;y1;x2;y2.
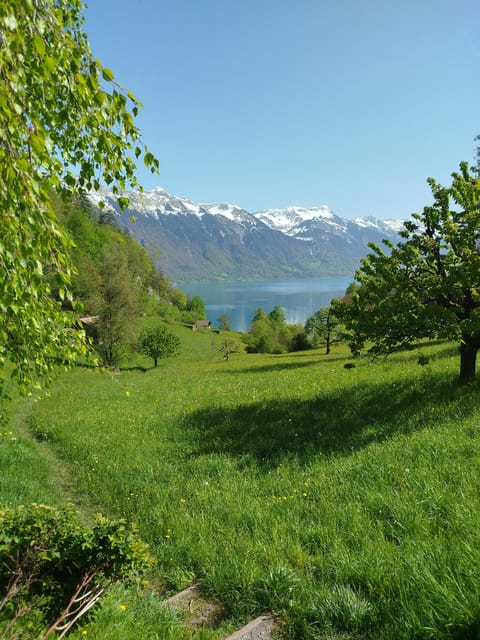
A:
181;276;354;332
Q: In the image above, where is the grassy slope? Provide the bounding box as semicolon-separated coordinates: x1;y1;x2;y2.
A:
2;326;480;639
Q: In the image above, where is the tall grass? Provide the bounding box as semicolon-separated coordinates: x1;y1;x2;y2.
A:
4;327;480;638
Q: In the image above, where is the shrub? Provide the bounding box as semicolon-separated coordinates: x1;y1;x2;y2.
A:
0;503;153;639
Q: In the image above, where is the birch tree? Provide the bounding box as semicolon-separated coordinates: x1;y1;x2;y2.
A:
0;0;158;404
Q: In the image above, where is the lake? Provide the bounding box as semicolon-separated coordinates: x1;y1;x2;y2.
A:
181;276;354;332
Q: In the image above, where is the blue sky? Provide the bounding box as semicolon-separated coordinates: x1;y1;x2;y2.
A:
84;0;479;220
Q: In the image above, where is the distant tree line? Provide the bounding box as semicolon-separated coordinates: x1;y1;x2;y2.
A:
243;304;347;355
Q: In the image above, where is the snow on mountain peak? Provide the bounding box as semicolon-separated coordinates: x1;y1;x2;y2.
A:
352;215;406;234
382;218;406;233
253;204;335;234
198;201;247;222
87;186;404;238
89;186;252;222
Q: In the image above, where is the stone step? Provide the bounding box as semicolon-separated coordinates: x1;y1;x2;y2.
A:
163;583;225;629
163;583;279;639
224;614;278;640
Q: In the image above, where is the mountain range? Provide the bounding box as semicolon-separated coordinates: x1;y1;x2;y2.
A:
88;187;404;283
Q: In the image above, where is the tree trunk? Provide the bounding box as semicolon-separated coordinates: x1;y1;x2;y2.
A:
459;340;478;382
154;357;158;367
325;331;331;355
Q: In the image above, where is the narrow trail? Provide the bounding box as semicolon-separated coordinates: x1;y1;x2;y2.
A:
8;396;106;522
8;399;282;638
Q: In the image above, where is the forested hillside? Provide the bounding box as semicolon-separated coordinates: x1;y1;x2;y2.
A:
50;194;202;366
53;194;171;314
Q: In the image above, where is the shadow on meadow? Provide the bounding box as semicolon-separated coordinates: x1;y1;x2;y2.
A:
227;341;460;377
225;360;326;375
183;372;477;466
225;354;350;375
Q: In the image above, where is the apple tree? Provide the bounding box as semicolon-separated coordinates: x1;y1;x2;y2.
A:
336;162;480;382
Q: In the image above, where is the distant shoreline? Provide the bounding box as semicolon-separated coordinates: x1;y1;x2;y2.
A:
182;275;353;332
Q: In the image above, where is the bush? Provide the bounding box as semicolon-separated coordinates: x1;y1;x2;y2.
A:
0;503;153;639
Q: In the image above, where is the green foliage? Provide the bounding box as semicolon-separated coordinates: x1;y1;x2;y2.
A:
138;326;181;367
288;327;311;352
268;305;286;326
251;307;268;323
186;296;207;320
88;242;140;367
148;300;181;323
218;338;243;361
50;196;182;367
56;196;173;321
0;0;158;408
305;305;343;354
217;314;232;332
244;313;276;353
245;307;308;354
0;503;153;638
337;162;480;381
171;288;188;311
179;311;199;326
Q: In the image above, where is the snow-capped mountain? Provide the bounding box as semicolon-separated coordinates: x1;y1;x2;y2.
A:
88;187;404;282
254;205;337;235
91;186;255;224
254;205;401;241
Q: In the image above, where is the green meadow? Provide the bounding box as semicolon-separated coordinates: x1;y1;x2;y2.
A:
2;324;480;639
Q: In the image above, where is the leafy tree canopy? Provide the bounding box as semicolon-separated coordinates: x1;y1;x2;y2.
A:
245;306;308;354
186;295;207;319
91;241;140;368
138;326;181;367
218;338;242;361
217;313;232;331
251;308;268;324
336;162;480;381
53;195;169;307
0;0;158;403
305;305;343;355
268;305;286;325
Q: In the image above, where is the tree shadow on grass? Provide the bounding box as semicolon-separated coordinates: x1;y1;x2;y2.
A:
226;355;350;375
182;372;478;467
225;360;326;375
228;340;459;377
73;362;150;373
